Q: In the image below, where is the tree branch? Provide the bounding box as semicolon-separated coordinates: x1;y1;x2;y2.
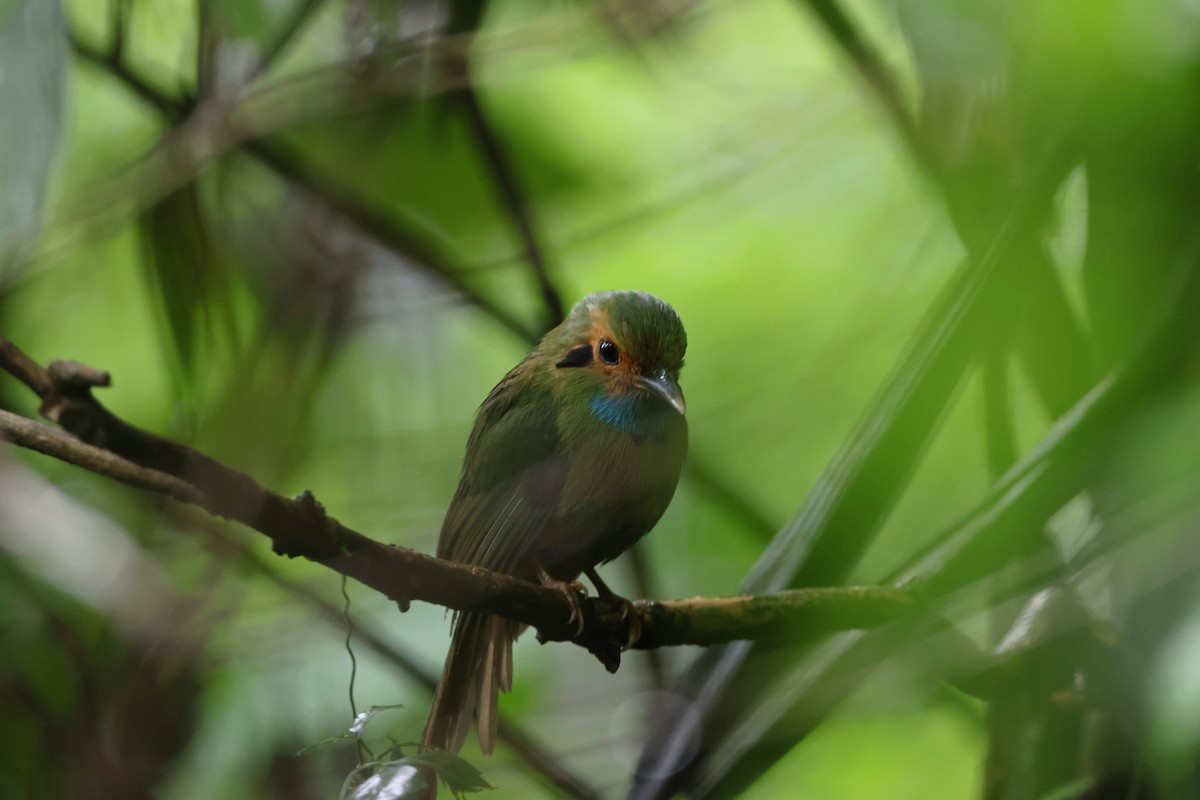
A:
69;31;186;122
243;139;541;343
458;82;564;328
0;335;916;671
797;0;928;173
631;584;912;650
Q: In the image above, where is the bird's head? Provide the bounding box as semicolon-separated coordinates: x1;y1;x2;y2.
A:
546;291;687;418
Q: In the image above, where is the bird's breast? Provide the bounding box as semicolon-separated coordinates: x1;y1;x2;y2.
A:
534;400;686;574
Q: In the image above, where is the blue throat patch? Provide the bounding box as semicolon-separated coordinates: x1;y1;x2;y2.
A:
590;392;650;434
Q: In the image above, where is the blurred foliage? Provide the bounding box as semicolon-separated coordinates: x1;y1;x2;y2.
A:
4;0;1200;798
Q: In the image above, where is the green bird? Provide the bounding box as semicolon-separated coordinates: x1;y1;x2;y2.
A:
422;290;688;756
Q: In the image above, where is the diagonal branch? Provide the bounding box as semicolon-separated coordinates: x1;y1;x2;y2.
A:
69;32;541;345
0;335;916;668
458;83;564;328
796;0;928;173
69;32;185;121
244;139;540;342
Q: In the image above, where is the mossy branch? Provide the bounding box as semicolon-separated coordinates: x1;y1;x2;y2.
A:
0;335;917;670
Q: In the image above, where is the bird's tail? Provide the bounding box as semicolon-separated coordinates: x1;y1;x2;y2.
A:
422;611;515;755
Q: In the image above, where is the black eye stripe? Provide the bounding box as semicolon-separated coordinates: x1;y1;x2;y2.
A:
555;344;593;368
598;339;620;365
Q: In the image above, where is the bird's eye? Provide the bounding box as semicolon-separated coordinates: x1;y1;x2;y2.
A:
598;338;620;365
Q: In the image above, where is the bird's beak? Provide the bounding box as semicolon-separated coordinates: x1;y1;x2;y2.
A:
640;369;686;415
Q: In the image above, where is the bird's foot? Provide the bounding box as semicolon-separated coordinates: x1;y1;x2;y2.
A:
610;597;642;648
585;567;643;649
536;566;587;639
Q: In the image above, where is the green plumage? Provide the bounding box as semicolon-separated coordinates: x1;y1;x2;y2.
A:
422;291;688;756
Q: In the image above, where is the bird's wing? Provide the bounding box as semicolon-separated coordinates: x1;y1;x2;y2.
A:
437;364;566;575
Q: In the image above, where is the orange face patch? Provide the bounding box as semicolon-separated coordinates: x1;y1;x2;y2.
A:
586;304;640;391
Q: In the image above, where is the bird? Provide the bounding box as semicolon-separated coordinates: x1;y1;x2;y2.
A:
421;290;688;757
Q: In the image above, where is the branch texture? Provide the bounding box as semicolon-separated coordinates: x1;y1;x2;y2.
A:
0;336;917;670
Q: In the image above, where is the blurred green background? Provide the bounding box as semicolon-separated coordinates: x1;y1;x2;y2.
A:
4;0;1200;797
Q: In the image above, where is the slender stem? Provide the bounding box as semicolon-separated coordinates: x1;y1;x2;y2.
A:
459;82;564;328
107;0;130;63
796;0;931;177
244;139;540;342
70;32;187;121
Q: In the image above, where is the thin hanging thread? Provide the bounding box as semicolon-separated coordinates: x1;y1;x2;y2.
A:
341;574;373;762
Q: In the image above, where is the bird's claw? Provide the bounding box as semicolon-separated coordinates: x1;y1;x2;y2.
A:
583;567;642;648
561;582;587;636
607;596;642;649
537;567;587;637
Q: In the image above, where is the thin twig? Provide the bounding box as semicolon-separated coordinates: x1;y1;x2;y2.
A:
70;32;186;121
458;84;564;328
244;139;541;342
107;0;130;64
0;338;51;397
0;409;200;502
795;0;931;176
70;34;536;344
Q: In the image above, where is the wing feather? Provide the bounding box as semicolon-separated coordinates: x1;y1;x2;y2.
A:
438;359;565;576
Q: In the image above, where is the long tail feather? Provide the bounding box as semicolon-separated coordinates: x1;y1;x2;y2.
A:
422;613;516;755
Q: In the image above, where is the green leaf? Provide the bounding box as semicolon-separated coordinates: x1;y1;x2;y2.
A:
634;198;1053;795
401;750;494;799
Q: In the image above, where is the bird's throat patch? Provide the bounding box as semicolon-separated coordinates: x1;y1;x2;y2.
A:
590;391;651;435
